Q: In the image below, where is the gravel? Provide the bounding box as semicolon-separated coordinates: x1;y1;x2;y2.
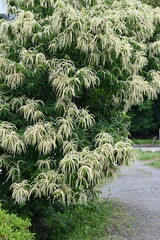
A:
100;160;160;240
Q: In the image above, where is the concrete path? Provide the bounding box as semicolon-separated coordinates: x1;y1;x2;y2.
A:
100;160;160;240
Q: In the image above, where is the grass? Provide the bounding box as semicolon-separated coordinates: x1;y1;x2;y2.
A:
136;149;160;161
132;139;160;145
146;160;160;169
136;149;160;169
51;200;133;240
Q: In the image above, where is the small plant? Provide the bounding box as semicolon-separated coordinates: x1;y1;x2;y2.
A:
0;204;35;240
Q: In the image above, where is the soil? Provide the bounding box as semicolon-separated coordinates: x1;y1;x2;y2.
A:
100;160;160;240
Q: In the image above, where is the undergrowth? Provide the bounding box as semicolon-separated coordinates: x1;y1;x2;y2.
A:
44;200;133;240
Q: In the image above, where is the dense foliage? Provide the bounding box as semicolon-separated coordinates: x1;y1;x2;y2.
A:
1;0;160;238
129;99;160;137
0;204;35;240
40;200;130;240
129;1;160;137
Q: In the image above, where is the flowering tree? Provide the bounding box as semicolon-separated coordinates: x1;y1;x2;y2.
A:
142;0;160;7
0;0;160;224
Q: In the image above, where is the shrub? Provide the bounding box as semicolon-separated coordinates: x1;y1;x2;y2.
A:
0;204;35;240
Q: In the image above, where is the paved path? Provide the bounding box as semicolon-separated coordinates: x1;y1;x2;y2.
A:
100;160;160;240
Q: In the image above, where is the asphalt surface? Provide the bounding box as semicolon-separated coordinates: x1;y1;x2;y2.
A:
100;160;160;240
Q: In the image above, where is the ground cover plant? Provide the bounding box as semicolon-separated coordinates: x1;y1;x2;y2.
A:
1;0;160;238
137;150;160;168
146;160;160;168
136;150;160;169
136;150;160;161
132;139;160;144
